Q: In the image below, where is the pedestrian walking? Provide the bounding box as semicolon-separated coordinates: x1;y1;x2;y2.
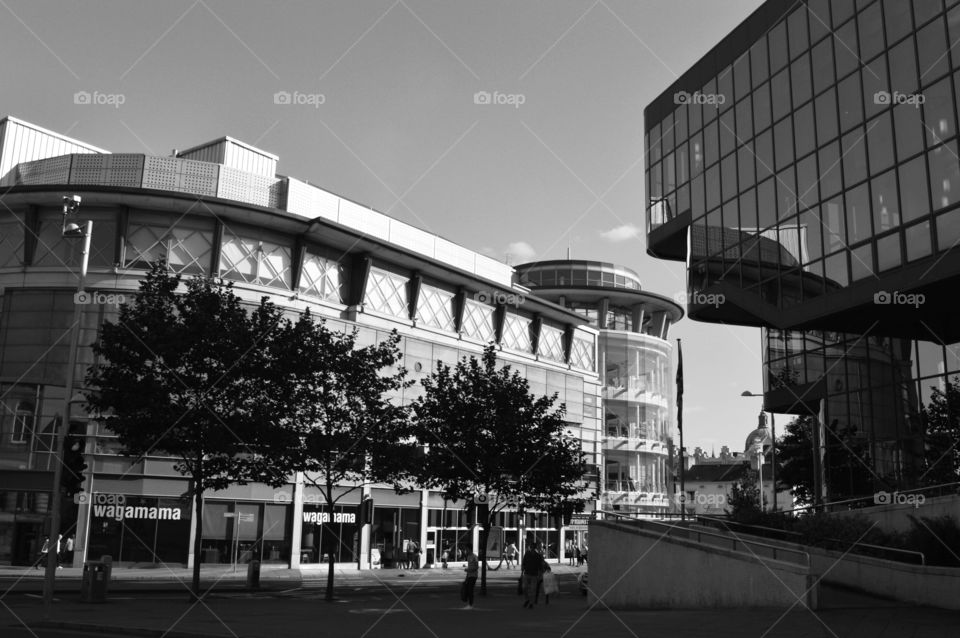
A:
533;544;550;605
441;541;450;569
565;539;575;566
461;550;479;609
520;546;542;608
504;541;517;569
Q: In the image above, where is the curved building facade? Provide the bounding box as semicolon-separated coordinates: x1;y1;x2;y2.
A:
0;116;601;567
517;260;683;517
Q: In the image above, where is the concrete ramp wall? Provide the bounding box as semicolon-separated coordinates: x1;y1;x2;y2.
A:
590;520;818;609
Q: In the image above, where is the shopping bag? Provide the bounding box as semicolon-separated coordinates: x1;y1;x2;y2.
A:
543;572;559;595
460;579;468;602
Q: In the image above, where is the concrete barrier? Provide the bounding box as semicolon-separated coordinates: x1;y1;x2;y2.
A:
590;520;818;609
696;525;960;610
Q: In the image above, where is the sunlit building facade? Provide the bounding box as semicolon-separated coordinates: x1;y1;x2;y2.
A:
517;260;683;517
0;116;602;567
645;0;960;499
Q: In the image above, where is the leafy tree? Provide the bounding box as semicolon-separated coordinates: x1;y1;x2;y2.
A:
920;376;960;486
726;468;763;523
85;264;292;597
405;345;589;594
265;315;415;600
776;416;876;507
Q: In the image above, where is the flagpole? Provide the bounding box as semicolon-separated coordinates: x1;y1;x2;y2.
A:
676;338;685;522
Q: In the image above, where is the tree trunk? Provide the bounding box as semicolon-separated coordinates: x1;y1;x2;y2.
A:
325;479;335;601
191;473;203;600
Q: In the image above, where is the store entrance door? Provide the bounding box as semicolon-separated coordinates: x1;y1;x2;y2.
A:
13;522;41;566
424;529;436;566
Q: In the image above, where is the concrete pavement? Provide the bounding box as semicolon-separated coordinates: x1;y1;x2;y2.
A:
3;563;960;637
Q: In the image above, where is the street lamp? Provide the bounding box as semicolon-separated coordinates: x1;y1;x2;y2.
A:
741;390;777;512
44;196;91;617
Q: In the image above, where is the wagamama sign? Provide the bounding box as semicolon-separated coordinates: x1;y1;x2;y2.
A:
91;494;184;521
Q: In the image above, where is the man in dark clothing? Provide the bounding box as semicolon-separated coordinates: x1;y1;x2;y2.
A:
521;547;543;608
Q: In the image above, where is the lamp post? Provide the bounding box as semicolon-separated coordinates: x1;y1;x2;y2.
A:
741;391;776;512
44;196;90;617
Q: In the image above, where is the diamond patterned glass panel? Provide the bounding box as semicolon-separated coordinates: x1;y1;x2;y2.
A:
299;252;344;303
125;223;212;274
219;232;291;289
571;333;596;371
33;219;82;268
364;268;408;318
539;325;565;362
461;299;494;341
416;284;455;331
502;312;532;352
0;217;26;268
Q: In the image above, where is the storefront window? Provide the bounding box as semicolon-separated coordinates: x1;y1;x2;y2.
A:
87;494;191;566
300;504;358;565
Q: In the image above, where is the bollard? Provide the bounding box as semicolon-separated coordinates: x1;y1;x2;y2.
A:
246;559;261;589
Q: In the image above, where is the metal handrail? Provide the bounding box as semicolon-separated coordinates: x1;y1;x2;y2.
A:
599;510;810;567
697;515;926;566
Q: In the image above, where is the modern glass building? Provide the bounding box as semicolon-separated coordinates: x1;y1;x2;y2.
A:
0;116;602;567
517;260;683;518
645;0;960;501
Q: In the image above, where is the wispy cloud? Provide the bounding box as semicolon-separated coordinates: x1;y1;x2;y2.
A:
504;241;536;264
599;223;641;242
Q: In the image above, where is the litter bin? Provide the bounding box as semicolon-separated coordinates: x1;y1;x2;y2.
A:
81;561;107;603
246;559;261;589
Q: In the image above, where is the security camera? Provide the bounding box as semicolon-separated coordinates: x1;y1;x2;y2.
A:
64;195;82;204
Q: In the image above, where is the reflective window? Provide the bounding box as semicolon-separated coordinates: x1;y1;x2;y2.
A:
807;0;832;42
816;88;839;145
905;222;932;261
299;249;345;303
824;252;849;287
791;54;812;107
740;189;758;230
363;267;408;318
889;37;918;94
861;56;889;120
837;74;863;135
936;209;960;250
734;53;751;102
867;113;893;175
769;23;789;73
692;173;705;217
924;76;955;146
823;199;846;253
738;144;755;193
758;178;776;229
721;154;737;202
899;155;930;222
718;66;734;111
871;169;900;233
801;208;824;262
754;83;772;133
788;7;808;60
706;164;720;211
649;123;661;163
917;18;949;83
950;6;960;68
929;140;960;211
0;214;26;268
751;38;769;88
832;0;856;27
691;132;704;175
883;0;913;47
720;109;737;156
846;182;872;243
893;102;924;160
850;243;874;281
818;142;843;198
841;128;869;185
772;68;792;122
795;103;816;158
811;37;834;95
834;20;860;79
774;117;794;171
796;153;819;209
877;233;902;271
857;3;884;62
704;120;719;167
703;78;719;124
756;129;774;179
914;0;942;29
736;97;753;141
777;168;797;219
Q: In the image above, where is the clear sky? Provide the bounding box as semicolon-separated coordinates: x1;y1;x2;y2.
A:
1;0;774;454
